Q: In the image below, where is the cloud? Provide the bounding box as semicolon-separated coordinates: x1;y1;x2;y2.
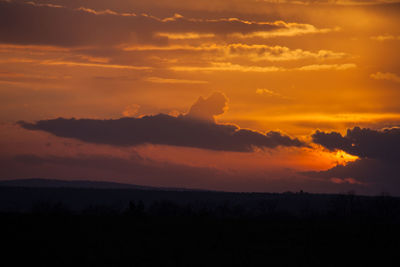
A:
18;92;304;152
303;158;400;194
170;63;282;72
261;0;400;5
123;43;347;62
0;58;151;70
12;0;400;12
312;126;400;161
371;35;400;41
0;1;340;50
330;177;365;185
295;63;356;71
171;62;356;72
223;44;347;62
305;126;400;194
255;88;286;99
155;32;215;40
370;72;400;83
185;92;228;121
122;104;140;117
229;24;339;39
0;1;306;47
145;77;208;84
74;6;136;16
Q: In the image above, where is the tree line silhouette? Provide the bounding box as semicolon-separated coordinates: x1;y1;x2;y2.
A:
1;187;400;266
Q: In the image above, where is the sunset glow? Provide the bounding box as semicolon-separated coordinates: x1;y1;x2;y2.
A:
1;0;400;195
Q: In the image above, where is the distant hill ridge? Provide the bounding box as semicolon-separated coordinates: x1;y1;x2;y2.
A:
0;178;199;191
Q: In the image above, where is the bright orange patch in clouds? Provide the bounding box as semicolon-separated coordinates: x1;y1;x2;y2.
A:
325;150;359;166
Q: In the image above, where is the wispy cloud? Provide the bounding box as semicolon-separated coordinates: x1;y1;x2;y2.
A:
230;24;340;38
370;72;400;83
171;62;356;72
296;63;356;71
171;62;283;72
256;88;287;99
122;104;141;117
226;44;347;62
259;0;400;5
145;77;208;84
371;35;400;41
0;58;151;70
40;60;150;70
155;32;215;40
124;43;347;62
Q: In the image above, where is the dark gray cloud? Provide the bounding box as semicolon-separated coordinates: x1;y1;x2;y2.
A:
185;92;228;122
0;1;282;47
305;159;396;184
312;126;400;161
18;92;304;151
11;0;400;11
19;92;304;152
18;115;304;152
303;158;400;194
306;126;400;195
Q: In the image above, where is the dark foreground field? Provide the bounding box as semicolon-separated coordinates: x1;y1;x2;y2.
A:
1;183;400;266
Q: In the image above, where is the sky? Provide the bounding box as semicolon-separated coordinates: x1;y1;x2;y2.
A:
1;0;400;195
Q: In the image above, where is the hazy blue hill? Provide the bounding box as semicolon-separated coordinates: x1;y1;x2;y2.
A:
0;178;161;190
0;178;204;191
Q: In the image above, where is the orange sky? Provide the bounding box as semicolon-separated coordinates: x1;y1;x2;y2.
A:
1;0;400;195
